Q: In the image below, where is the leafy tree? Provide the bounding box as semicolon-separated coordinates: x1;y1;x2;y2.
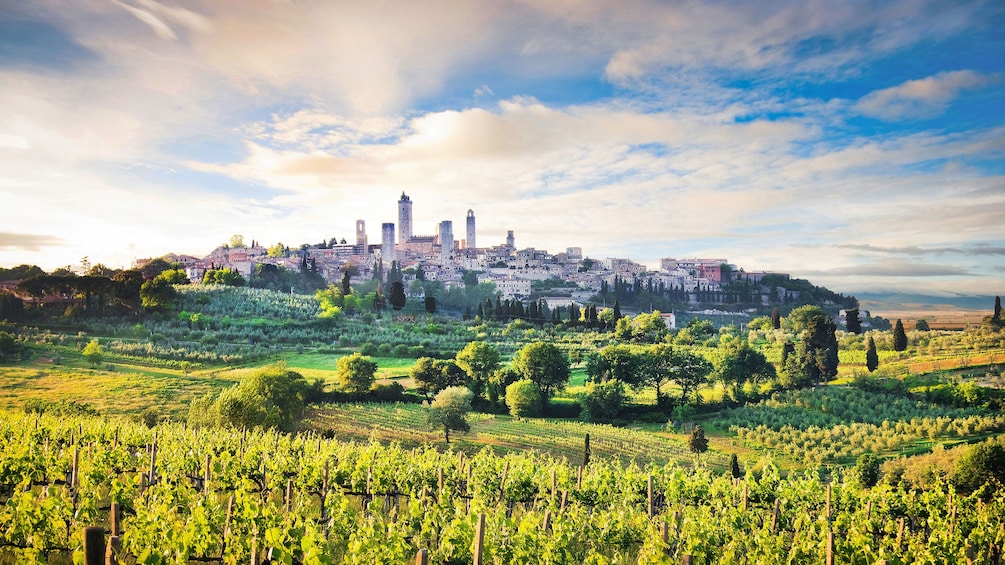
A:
203;268;246;286
315;284;346;318
424;295;437;314
614;311;668;343
996;296;1002;320
634;343;711;408
784;305;826;332
770;308;781;330
389;281;407;311
139;276;177;311
0;332;22;363
853;453;881;487
427;386;473;444
335;352;377;393
866;335;879;372
713;337;775;401
158;269;190;285
953;439;1005;493
201;364;308;432
267;242;287;257
510;342;570;400
411;357;466;400
505;379;542;419
688;424;709;458
82;339;104;367
0;294;25;323
782;312;838;387
228;234;246;248
914;319;930;331
893;319;908;352
455;341;500;400
579;380;626;423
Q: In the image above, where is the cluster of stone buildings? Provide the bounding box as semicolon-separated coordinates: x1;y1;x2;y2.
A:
151;193;776;302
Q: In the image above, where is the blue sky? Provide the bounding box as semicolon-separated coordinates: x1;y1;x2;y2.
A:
0;0;1002;305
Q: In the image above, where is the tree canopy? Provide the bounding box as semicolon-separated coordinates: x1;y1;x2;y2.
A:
510;341;570;400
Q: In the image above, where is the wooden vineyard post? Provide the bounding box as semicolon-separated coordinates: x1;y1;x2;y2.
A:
473;512;486;565
648;475;655;519
741;481;748;512
415;548;429;565
106;534;122;565
221;494;235;558
865;499;872;522
109;502;120;536
437;467;444;496
285;478;294;514
825;484;831;521
559;490;568;513
825;532;834;565
148;439;158;485
83;526;105;565
583;433;590;467
499;461;509;500
896;517;905;549
966;540;975;565
542;509;551;532
71;448;80;491
770;499;781;532
550;469;557;506
660;520;669;547
682;555;694;565
203;454;212;494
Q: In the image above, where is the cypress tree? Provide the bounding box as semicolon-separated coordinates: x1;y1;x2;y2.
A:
893;319;908;352
613;299;622;321
995;296;1002;320
845;308;861;334
771;308;781;330
866;335;879;372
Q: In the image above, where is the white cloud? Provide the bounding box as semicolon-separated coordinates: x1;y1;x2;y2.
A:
855;70;997;120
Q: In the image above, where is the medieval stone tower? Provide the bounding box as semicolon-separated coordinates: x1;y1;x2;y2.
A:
398;192;413;245
466;209;476;250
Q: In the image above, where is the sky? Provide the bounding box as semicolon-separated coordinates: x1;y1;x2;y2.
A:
0;0;1003;304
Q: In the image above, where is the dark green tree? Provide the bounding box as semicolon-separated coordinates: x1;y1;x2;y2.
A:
771;308;781;330
729;453;742;479
866;335;879;372
388;281;407;311
995;296;1002;320
845;308;861;334
579;380;626;423
914;319;930;331
341;269;352;295
893;319;908;352
511;341;570;400
688;424;709;458
853;453;881;487
455;341;500;400
424;295;437;314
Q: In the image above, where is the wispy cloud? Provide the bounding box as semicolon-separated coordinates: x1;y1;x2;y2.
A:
855;70;997;120
0;232;63;251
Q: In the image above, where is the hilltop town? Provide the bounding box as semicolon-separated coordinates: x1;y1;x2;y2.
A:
147;193;839;315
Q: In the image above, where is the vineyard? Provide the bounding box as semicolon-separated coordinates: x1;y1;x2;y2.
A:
305;403;728;469
1;410;1002;564
719;387;1005;465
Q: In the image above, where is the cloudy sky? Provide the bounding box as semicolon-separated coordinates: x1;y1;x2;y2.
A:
1;0;1002;302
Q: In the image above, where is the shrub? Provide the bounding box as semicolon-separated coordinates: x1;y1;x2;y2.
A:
506;379;542;419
